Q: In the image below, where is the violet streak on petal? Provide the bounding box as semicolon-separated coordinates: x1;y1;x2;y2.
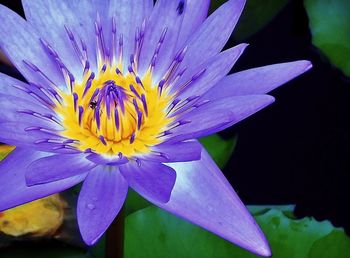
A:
144;140;202;162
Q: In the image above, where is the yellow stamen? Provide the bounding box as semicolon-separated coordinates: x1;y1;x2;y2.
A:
55;64;174;157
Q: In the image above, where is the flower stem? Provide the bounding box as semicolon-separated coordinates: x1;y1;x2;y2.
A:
106;206;125;258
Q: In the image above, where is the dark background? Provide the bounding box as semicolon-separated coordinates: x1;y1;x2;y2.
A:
0;0;349;236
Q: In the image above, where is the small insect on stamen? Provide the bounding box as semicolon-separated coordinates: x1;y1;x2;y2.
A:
89;101;97;109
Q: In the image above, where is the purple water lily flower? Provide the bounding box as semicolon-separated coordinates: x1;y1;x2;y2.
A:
0;0;311;256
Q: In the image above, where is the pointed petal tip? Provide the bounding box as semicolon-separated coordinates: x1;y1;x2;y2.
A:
256;246;272;257
237;42;250;54
239;42;250;48
266;94;276;104
245;233;272;257
80;228;103;246
259;247;272;257
232;0;247;19
215;203;272;257
241;94;276;116
230;0;247;11
291;60;313;73
78;204;110;246
301;60;313;72
254;95;276;110
222;213;272;257
252;247;272;257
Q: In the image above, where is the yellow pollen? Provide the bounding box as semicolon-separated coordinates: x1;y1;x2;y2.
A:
55;64;174;157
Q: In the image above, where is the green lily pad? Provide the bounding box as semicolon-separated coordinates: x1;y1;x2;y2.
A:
210;0;289;40
252;210;334;258
199;134;237;169
248;205;296;218
124;205;350;258
309;230;350;258
125;206;242;258
305;0;350;76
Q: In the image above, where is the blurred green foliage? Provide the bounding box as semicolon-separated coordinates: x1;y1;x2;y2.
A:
305;0;350;76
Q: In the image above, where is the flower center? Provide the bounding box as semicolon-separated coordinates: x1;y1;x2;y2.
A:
55;64;173;157
17;12;208;158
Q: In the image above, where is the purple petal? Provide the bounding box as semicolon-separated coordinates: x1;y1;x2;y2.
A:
176;0;210;49
108;0;153;70
86;153;129;166
0;122;69;152
154;148;271;257
58;0;112;72
26;153;96;186
172;44;248;100
138;0;185;78
204;61;313;100
22;0;90;81
141;140;201;162
78;166;128;245
0;5;65;89
0;148;86;211
0;94;57;125
0;94;66;150
177;0;245;74
0;72;58;109
167;95;275;142
0;73;42;101
119;161;176;203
